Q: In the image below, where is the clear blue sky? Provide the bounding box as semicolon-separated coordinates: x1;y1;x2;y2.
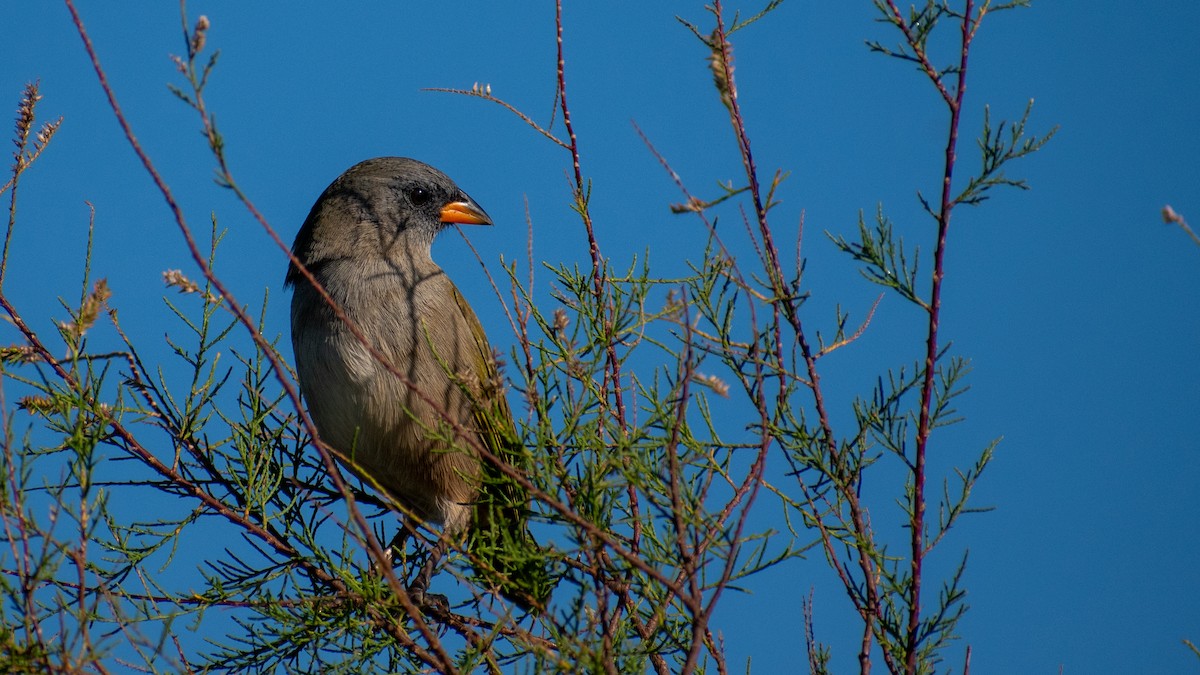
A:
2;2;1198;672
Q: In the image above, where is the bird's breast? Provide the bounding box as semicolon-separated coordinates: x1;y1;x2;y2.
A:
290;263;482;525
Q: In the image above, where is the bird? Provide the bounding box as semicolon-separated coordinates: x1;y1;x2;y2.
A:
286;157;551;611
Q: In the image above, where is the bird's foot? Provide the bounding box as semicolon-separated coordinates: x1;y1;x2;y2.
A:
407;586;449;613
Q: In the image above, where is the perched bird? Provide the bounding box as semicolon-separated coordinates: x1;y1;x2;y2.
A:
286;157;550;611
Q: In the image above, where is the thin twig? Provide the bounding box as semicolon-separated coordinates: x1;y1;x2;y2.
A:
879;1;978;672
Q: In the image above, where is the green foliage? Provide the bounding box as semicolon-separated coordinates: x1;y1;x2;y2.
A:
0;2;1056;673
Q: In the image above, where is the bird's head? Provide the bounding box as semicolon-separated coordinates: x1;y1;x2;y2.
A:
287;157;492;286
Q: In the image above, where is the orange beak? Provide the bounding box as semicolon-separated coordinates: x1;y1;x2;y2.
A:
440;198;493;226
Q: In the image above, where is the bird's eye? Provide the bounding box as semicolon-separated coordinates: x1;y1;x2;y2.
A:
409;187;432;206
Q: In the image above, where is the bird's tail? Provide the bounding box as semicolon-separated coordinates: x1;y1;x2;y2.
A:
470;484;553;612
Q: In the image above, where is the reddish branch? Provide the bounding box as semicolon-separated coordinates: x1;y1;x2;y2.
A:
631;115;781;675
879;2;978;672
554;0;627;435
708;3;891;671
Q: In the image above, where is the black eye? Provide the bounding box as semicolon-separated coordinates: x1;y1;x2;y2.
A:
409;187;432;206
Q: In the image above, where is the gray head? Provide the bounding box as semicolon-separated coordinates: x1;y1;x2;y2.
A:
286;157;492;287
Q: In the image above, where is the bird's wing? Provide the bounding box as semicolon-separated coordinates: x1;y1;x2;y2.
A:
449;283;551;610
448;283;520;456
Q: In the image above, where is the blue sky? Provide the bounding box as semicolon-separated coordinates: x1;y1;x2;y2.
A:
2;2;1198;672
